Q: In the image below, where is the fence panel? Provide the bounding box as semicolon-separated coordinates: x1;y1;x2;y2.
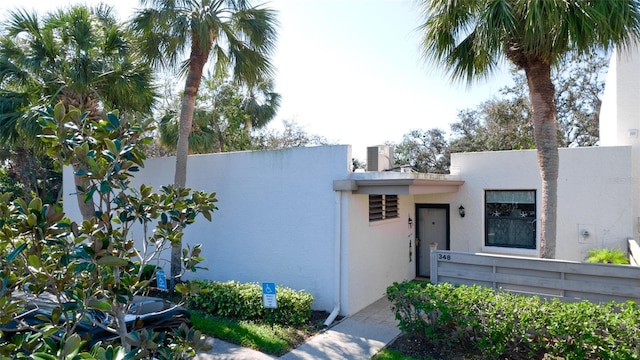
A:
430;248;640;303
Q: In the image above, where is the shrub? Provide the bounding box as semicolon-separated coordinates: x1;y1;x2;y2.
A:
585;248;630;264
0;104;217;358
387;281;640;359
187;280;313;326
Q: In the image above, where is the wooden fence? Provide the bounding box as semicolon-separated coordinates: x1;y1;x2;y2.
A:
430;248;640;303
630;239;640;266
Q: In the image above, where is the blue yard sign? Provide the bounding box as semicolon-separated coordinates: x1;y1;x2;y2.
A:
262;282;277;308
156;269;167;291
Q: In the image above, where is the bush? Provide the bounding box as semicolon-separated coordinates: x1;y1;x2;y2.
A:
586;248;630;264
387;281;640;359
187;280;313;326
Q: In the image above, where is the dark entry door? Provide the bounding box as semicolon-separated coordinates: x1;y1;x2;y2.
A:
416;205;449;278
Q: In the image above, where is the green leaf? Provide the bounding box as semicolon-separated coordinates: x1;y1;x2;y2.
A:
100;181;111;194
53;102;66;122
28;254;40;267
62;334;83;359
90;301;112;311
106;113;120;129
51;307;61;323
27;213;37;227
97;256;129;267
105;139;118;156
29;198;43;212
31;353;57;360
84;188;96;203
7;243;27;262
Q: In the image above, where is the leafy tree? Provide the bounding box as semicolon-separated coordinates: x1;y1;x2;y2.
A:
448;89;535;154
132;0;277;282
158;74;268;154
418;0;640;258
255;119;332;150
0;102;216;357
352;158;366;172
449;51;606;155
554;51;608;147
393;128;449;173
0;5;156;220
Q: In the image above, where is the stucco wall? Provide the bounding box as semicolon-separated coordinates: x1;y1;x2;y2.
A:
449;146;633;261
341;193;415;315
63;145;353;312
600;45;640;237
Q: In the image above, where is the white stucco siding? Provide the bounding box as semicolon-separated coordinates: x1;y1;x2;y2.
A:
64;145;353;312
341;193;415;315
450;146;633;261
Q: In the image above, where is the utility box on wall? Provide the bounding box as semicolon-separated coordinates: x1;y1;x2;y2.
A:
367;145;394;171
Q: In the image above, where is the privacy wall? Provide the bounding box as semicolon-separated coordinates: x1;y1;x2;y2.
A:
64;145;353;312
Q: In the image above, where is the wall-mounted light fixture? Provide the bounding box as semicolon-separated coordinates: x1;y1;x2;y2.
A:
458;205;466;218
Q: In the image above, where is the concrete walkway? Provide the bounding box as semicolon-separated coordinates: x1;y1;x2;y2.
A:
196;296;401;360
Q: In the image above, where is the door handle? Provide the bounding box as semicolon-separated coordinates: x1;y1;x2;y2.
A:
415;238;420;247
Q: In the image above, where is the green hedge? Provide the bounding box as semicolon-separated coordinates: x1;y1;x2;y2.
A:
387;281;640;359
187;280;313;326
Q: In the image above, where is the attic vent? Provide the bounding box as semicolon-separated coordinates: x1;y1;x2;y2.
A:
369;194;399;222
367;145;394;171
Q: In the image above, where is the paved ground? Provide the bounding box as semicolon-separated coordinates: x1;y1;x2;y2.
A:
195;296;401;360
196;337;275;360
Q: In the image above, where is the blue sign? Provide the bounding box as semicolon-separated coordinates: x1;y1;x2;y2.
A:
262;282;275;294
262;282;277;308
156;269;167;291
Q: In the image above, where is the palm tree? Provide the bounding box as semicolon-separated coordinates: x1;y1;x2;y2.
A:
418;0;640;258
132;0;277;283
241;77;281;134
0;5;156;219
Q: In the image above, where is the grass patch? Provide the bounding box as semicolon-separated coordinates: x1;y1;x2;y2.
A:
372;349;422;360
191;310;319;356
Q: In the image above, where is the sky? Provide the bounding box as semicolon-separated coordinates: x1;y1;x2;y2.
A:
0;0;514;160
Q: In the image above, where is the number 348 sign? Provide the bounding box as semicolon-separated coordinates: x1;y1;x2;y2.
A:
437;253;451;261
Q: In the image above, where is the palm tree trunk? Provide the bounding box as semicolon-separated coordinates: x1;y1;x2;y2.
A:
212;112;225;152
171;47;208;288
244;118;252;134
525;62;558;259
73;166;96;220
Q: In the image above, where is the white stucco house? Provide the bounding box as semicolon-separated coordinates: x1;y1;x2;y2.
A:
63;46;640;319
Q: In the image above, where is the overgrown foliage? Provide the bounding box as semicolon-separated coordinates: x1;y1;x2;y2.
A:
0;103;217;357
387;281;640;359
187;280;313;326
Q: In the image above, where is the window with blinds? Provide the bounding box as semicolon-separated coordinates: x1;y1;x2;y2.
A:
369;194;399;222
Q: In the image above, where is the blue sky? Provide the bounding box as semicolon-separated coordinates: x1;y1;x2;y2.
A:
1;0;514;160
